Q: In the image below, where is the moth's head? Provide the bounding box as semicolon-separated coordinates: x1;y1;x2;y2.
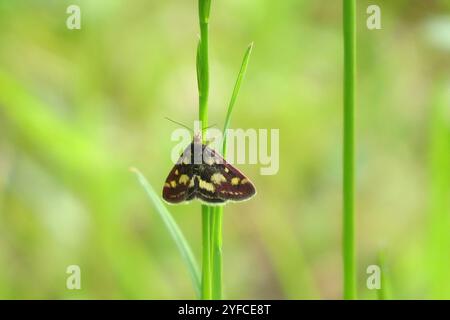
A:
194;123;218;145
193;132;202;144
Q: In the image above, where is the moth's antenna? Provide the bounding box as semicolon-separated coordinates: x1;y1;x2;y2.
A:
164;117;217;133
204;123;217;130
164;117;194;133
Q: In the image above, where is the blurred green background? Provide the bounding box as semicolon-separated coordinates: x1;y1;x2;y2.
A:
0;0;449;299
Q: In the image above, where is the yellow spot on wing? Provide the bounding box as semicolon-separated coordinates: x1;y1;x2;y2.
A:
175;169;179;175
241;178;248;184
189;177;195;187
211;173;226;185
179;174;190;185
199;179;215;192
224;168;229;173
164;182;170;188
231;177;240;185
170;181;177;188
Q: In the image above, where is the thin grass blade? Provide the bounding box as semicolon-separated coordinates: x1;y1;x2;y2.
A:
211;42;254;299
131;168;201;298
222;42;254;154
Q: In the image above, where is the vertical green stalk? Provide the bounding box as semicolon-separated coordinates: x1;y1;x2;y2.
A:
211;207;223;299
377;250;392;300
201;206;212;299
198;0;210;135
428;81;450;299
197;0;251;300
343;0;356;300
198;0;212;300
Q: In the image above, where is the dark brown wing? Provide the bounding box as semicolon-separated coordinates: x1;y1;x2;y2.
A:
162;164;194;204
215;163;256;202
201;145;256;203
162;146;194;204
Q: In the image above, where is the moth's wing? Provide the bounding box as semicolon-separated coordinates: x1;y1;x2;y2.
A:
202;146;256;202
196;192;227;205
162;164;194;204
194;173;227;205
186;186;197;201
162;145;195;204
216;162;256;201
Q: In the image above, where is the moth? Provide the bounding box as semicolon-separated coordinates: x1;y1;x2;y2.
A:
162;134;256;205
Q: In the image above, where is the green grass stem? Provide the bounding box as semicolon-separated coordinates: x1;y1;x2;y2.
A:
201;205;212;299
428;81;450;298
211;207;223;299
198;0;210;137
198;0;213;300
377;250;392;300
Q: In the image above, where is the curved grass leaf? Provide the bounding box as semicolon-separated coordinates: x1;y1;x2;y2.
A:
131;168;201;298
211;42;254;299
222;42;254;155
